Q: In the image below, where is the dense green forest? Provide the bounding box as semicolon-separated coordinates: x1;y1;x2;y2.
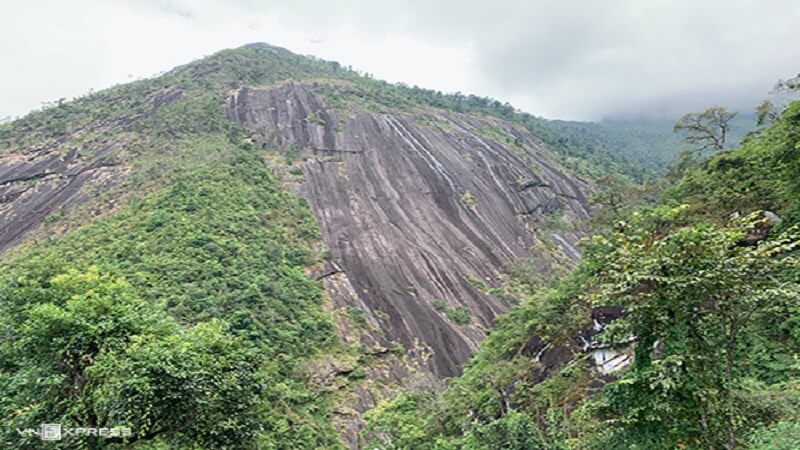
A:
365;101;800;449
0;152;349;448
545;113;755;180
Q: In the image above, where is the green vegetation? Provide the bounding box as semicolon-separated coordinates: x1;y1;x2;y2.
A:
0;42;785;449
665;101;800;223
432;300;472;325
446;307;472;325
0;153;345;448
347;307;369;327
673;106;739;153
586;209;799;449
0;267;265;449
307;112;326;126
460;191;478;209
366;102;800;449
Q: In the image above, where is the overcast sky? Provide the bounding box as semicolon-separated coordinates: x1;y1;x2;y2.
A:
1;0;798;121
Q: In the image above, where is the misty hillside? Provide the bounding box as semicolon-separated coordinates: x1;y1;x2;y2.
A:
549;113;756;177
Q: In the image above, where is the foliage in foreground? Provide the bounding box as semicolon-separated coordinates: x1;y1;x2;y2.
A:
0;267;263;448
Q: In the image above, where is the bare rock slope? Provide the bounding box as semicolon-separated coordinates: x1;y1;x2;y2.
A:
0;140;127;255
229;82;592;377
0;85;183;254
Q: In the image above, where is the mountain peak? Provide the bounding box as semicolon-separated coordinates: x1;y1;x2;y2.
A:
238;42;294;55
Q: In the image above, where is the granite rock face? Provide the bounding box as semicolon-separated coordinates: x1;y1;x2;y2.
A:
0;86;183;255
0;141;127;254
229;81;593;377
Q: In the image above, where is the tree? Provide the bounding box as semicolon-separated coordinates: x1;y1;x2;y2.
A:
586;208;800;449
674;106;738;153
775;74;800;93
756;100;781;126
757;74;800;126
590;175;629;220
590;174;668;227
364;393;454;450
90;320;265;448
459;411;544;450
0;264;265;449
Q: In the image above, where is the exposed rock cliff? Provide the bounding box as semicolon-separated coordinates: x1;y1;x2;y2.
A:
0;85;184;254
228;81;592;377
0;143;126;253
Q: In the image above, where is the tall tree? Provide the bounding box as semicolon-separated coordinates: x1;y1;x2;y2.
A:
674;106;738;153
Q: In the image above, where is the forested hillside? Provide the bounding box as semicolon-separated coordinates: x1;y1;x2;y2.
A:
0;44;681;449
366;101;800;449
545;113;755;180
2;42;793;450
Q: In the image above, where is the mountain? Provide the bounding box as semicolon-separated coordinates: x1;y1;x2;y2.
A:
0;44;604;448
0;43;775;449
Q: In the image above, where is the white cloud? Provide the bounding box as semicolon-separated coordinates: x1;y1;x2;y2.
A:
1;0;798;121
